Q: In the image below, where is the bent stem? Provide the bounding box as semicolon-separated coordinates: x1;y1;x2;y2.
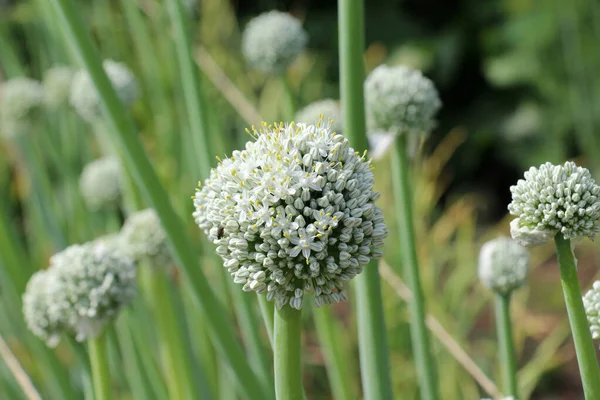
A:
274;306;303;400
554;234;600;398
89;333;111;400
338;0;393;398
391;135;439;400
495;293;517;397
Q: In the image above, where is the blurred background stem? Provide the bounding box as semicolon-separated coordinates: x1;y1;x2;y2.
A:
89;333;111;400
495;293;517;397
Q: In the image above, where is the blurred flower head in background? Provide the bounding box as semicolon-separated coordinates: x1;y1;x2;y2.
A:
583;281;600;343
43;66;75;108
193;121;387;310
364;64;441;137
478;237;529;295
241;11;308;74
120;208;173;268
508;162;600;246
70;59;138;121
79;157;123;211
0;77;44;138
295;99;343;134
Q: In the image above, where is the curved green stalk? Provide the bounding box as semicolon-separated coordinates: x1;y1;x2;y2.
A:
338;0;393;398
274;306;303;400
45;0;270;398
495;294;517;397
554;235;600;398
89;334;111;400
391;135;438;400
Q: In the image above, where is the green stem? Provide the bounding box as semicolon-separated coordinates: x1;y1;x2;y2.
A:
554;235;600;398
258;295;275;347
280;74;296;120
495;294;517;397
391;135;438;400
274;306;303;400
46;0;270;398
313;307;355;400
338;0;393;398
89;334;111;400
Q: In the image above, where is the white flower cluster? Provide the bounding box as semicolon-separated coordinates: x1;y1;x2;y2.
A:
295;99;343;134
364;65;441;136
0;77;44;138
508;162;600;246
120;209;173;268
193;121;387;310
43;66;75;108
70;60;138;121
23;270;65;347
478;237;529;295
241;11;308;73
79;157;122;210
583;281;600;342
23;242;136;344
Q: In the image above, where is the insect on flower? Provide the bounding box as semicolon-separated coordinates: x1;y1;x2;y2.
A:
217;226;225;240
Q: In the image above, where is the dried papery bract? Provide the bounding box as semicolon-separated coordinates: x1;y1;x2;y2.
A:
193;121;387;310
241;11;308;74
0;77;44;138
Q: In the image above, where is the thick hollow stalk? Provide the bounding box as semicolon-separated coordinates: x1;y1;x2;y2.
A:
554;235;600;398
45;0;270;398
495;294;517;397
274;306;303;400
391;135;438;399
89;334;111;400
313;307;355;400
258;295;275;347
338;0;393;398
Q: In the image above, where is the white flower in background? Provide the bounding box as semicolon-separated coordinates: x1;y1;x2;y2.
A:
193;121;387;309
242;11;308;73
0;77;44;138
70;60;138;121
51;242;136;341
295;99;343;134
22;270;67;347
364;64;441;137
584;281;600;342
79;157;122;210
43;66;75;108
120;208;173;268
478;237;529;295
508;162;600;246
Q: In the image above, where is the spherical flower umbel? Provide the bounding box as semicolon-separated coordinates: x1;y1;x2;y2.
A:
193;121;387;310
478;237;530;295
22;270;66;347
43;66;75;108
364;64;441;136
583;281;600;342
70;60;138;121
508;161;600;246
241;11;308;73
0;77;44;138
79;157;122;210
295;99;343;134
50;242;137;341
120;208;173;268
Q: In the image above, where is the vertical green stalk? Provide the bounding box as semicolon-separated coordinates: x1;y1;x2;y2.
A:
258;295;275;347
274;306;303;400
313;307;355;400
46;0;270;398
554;235;600;398
280;75;296;120
495;294;517;397
391;135;438;399
89;334;111;400
338;0;393;398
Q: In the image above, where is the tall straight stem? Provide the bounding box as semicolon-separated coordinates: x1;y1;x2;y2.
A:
258;295;275;347
89;334;111;400
554;235;600;398
274;306;303;400
338;0;393;398
494;294;517;397
391;136;438;399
